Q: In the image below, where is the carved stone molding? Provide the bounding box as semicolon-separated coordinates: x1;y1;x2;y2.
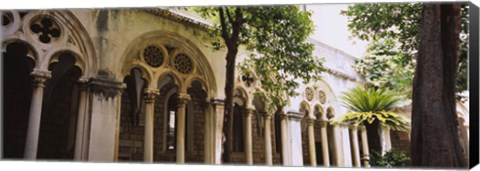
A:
318;90;326;104
305;87;314;101
77;77;90;90
286;111;304;121
31;69;52;88
89;75;125;99
143;88;160;103
211;98;225;107
319;120;329;128
177;93;191;107
244;108;254;118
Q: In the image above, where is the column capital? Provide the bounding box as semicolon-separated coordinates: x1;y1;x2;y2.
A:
31;69;52;87
349;124;359;130
280;112;289;120
177;93;191;106
306;117;316;125
211;98;224;106
144;88;160;103
77;77;90;90
244;108;254;117
319;119;329;128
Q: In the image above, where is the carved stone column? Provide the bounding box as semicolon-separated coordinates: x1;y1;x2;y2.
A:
24;69;51;160
280;113;290;166
307;117;317;166
143;88;159;162
264;113;273;165
360;125;370;168
203;100;213;164
176;93;190;163
74;78;89;161
349;124;361;167
211;99;224;164
320;120;330;167
244;108;254;165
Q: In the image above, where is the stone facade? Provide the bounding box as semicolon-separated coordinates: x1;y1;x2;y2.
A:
2;6;468;167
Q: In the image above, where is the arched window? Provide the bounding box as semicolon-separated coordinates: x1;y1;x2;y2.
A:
166;93;178;151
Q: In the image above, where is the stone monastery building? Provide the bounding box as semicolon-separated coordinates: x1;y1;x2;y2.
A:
1;5;469;167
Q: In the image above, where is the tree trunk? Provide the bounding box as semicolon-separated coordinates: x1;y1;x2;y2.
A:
410;4;466;167
222;48;238;163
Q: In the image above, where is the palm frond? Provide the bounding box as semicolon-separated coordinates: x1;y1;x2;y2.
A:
334;87;409;132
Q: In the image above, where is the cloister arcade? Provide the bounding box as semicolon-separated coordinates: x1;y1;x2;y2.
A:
2;8;470;168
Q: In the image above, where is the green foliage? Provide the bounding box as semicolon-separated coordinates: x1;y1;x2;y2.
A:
342;3;469;93
369;149;410;167
354;38;415;98
193;6;324;111
332;87;409;131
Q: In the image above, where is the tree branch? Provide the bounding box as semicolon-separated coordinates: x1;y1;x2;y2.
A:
230;7;243;48
225;8;235;26
218;7;231;46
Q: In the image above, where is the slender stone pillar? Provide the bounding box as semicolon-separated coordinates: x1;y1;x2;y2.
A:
349;125;361;167
204;100;212;164
24;69;51;160
74;78;89;160
264;114;273;165
176;93;190;163
280;113;291;166
360;125;370;168
320;120;330;167
384;127;392;153
244;108;254;165
212;99;224;164
307;117;317;166
143;88;159;163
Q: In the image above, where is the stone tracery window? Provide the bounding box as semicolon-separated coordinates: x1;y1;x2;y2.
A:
2;12;13;26
174;53;193;74
318;91;326;104
305;87;314;101
143;45;164;67
30;17;61;44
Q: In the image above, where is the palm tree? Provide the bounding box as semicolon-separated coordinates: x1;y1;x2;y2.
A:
333;87;409;155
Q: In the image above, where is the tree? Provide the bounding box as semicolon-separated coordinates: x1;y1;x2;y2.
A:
332;87;409;154
353;38;415;97
342;3;469;93
410;4;466;167
343;3;468;167
194;6;323;163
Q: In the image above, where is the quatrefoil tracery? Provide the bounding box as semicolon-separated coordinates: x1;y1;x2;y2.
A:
30;17;61;44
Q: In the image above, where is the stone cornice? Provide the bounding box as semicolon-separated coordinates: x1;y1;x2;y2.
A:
324;67;358;82
286;111;304;121
142;8;212;31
